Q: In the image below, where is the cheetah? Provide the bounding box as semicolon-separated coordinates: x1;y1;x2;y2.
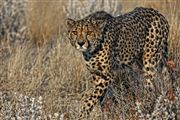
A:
66;7;169;119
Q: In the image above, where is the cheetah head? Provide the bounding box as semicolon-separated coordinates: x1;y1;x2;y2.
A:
66;18;105;53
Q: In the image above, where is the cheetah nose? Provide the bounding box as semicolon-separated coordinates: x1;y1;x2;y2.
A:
78;41;85;46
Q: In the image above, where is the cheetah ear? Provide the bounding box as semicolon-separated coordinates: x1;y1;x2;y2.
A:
93;20;106;30
66;18;75;29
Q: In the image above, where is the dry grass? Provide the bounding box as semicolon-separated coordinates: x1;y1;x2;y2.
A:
0;0;180;119
25;0;66;46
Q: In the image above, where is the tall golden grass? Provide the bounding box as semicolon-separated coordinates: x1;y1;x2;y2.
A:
0;0;179;119
26;0;66;46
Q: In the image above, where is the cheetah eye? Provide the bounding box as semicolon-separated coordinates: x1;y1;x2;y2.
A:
87;31;93;35
72;31;77;35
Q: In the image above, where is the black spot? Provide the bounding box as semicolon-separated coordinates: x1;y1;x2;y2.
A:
147;32;149;36
146;49;150;52
121;54;124;58
99;89;103;94
104;60;108;64
84;57;89;61
146;67;150;71
153;22;156;26
100;59;104;62
165;47;168;53
156;29;159;33
102;65;106;69
155;58;158;62
148;24;151;28
99;83;104;87
93;95;97;99
151;29;154;32
90;106;93;111
98;53;102;56
98;66;103;71
86;64;90;68
105;47;108;50
149;60;151;63
105;82;108;86
96;57;100;60
151;34;154;39
96;87;100;91
146;38;150;42
160;21;164;25
155;16;159;21
151;41;154;45
87;103;91;107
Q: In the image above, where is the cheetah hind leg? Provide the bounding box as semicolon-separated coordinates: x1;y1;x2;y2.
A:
143;44;165;88
143;46;169;91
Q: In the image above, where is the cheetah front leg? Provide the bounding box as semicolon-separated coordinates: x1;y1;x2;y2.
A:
79;74;112;119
